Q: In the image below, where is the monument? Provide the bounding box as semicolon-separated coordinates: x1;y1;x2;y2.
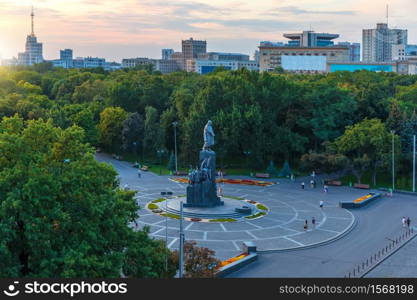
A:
185;120;224;208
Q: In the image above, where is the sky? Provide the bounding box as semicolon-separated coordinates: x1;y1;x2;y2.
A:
0;0;416;61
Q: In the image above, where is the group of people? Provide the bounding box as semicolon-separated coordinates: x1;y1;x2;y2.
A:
303;217;317;231
402;216;412;228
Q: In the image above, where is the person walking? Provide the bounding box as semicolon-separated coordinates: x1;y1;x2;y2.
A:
319;200;324;209
301;182;305;190
303;220;308;231
312;217;316;229
310;179;314;188
323;184;328;193
402;217;407;228
406;217;411;229
138;169;141;178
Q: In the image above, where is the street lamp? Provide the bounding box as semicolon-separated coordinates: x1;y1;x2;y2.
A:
391;130;395;192
413;135;416;193
243;150;252;175
172;122;178;174
157;149;165;176
161;191;173;273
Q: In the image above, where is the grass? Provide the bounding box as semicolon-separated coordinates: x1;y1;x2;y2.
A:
245;212;266;219
152;198;166;203
209;218;237;222
224;195;245;200
256;204;268;211
147;203;159;210
161;213;180;220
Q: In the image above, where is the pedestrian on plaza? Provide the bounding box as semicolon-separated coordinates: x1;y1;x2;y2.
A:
291;174;295;181
123;183;129;191
312;217;316;229
402;216;407;228
406;217;411;228
138;169;141;178
312;170;316;178
301;182;305;190
319;200;324;209
310;179;314;188
323;184;328;193
304;220;308;231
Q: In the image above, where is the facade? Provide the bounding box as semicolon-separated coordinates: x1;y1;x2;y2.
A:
162;49;174;60
191;59;259;74
281;56;327;73
18;8;43;66
392;44;417;61
121;57;153;68
259;46;349;72
83;57;106;68
283;31;339;47
171;52;185;70
59;49;73;68
362;23;408;62
198;52;250;61
337;42;361;62
154;59;180;74
181;38;207;70
328;62;396;73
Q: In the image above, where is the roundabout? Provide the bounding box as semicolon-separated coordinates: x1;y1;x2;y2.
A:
146;196;269;222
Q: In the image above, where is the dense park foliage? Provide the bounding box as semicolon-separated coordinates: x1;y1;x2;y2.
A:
0;114;177;277
1;63;417;185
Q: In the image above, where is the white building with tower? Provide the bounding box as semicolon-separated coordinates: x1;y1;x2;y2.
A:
18;7;44;66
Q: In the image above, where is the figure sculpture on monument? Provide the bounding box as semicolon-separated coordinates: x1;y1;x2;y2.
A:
185;120;223;207
203;120;215;150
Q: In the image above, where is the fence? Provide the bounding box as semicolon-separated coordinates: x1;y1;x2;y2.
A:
345;227;415;278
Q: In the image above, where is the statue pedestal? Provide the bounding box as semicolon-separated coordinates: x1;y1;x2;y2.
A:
185;150;224;208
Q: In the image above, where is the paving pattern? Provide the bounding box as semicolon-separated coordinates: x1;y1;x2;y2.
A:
97;153;357;261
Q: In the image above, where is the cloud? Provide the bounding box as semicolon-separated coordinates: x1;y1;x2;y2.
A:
271;5;356;16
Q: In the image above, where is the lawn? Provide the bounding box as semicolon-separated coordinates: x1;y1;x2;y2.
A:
339;171;415;191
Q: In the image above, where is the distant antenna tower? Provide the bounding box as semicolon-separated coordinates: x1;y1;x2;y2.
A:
31;6;35;35
386;4;389;25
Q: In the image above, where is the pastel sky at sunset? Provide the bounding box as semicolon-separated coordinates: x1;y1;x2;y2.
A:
0;0;416;61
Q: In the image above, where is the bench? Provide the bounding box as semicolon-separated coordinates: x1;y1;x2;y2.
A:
354;183;370;189
325;180;342;186
255;173;270;178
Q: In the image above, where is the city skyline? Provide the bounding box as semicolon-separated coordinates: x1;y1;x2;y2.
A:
1;0;417;61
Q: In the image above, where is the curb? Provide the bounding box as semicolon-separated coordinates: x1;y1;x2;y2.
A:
257;210;357;254
359;228;417;278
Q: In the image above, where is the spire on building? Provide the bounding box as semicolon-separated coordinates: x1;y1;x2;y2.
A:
31;6;35;36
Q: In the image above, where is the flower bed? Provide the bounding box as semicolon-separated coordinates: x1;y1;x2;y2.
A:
218;253;249;268
353;194;373;203
169;177;274;187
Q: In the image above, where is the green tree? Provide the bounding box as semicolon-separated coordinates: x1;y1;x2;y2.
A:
0;115;176;277
98;107;128;152
334;118;398;185
121;112;144;153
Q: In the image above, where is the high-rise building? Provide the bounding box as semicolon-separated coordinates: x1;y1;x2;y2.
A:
283;31;339;47
162;49;174;60
362;23;407;62
181;38;207;69
392;44;417;61
59;49;73;68
337;42;361;62
18;7;44;66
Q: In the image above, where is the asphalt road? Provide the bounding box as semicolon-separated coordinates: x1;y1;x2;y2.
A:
229;194;417;277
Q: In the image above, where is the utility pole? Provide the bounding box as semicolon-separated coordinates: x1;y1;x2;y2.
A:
413;135;416;193
173;122;178;174
179;201;184;278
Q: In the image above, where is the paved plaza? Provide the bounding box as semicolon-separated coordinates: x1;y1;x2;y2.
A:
97;153;417;277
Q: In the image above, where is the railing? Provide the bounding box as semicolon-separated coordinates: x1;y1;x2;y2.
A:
345;227;415;278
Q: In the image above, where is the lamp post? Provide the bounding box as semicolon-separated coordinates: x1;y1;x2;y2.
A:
179;200;184;278
391;130;395;192
413;135;416;193
243;150;252;175
172;121;178;174
157;149;165;176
